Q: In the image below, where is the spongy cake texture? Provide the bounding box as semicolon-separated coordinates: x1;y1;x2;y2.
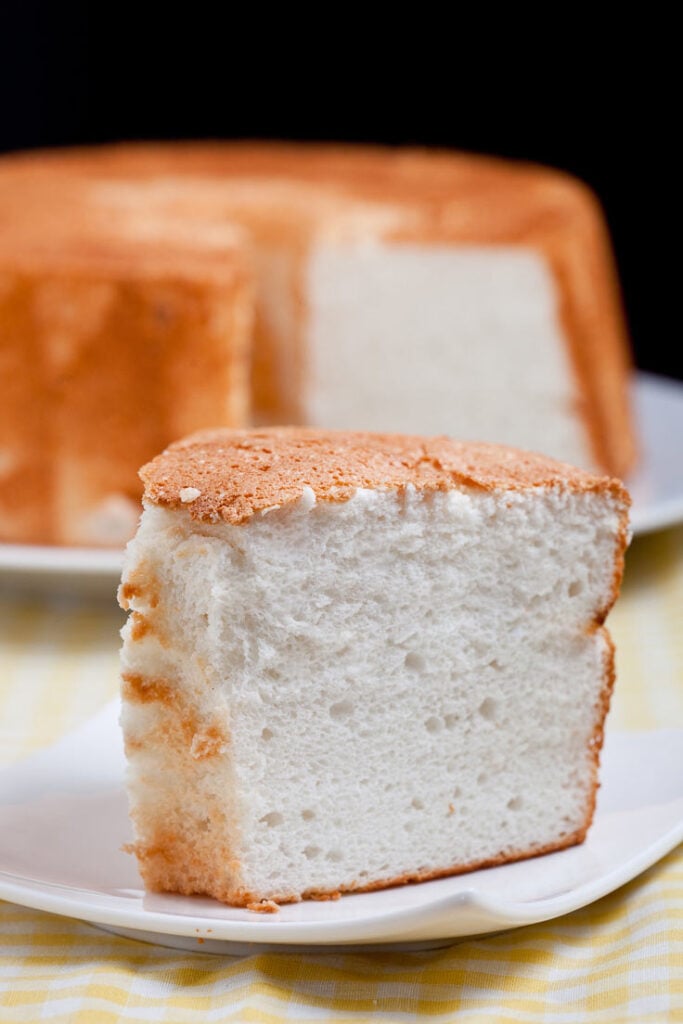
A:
119;429;630;906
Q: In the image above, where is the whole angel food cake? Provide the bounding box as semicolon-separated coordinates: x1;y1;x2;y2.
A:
118;427;630;907
0;143;635;545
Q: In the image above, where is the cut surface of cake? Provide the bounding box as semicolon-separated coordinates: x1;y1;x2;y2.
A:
118;428;630;907
0;143;636;548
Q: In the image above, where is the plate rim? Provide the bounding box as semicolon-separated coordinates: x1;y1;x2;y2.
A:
0;818;681;945
0;543;124;576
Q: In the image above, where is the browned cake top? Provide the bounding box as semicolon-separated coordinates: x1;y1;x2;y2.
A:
0;182;248;282
140;428;630;526
0;140;586;205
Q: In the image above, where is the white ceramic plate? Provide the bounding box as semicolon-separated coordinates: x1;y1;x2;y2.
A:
0;702;680;954
0;372;681;595
626;372;683;533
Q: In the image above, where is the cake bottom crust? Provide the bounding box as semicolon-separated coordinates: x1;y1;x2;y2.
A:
133;823;588;910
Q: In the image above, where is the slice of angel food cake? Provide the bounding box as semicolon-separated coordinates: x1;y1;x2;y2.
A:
118;428;630;908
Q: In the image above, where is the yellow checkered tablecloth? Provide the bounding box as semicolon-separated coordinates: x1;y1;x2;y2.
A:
0;527;681;1023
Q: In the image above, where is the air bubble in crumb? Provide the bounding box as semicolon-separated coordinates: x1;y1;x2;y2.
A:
404;652;425;672
179;487;201;503
479;697;498;721
260;812;283;827
330;699;354;720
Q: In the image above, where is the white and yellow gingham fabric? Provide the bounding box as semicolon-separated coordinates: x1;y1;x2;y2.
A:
1;526;681;1023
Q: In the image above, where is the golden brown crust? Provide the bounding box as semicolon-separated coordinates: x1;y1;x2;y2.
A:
140;427;631;527
121;666;239;899
118;561;160;609
534;181;636;479
582;630;618;830
246;900;280;914
578;497;631;837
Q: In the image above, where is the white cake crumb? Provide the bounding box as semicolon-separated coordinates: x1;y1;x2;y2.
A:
179;487;201;503
119;481;627;906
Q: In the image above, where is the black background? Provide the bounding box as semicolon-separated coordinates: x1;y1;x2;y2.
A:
1;12;678;381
